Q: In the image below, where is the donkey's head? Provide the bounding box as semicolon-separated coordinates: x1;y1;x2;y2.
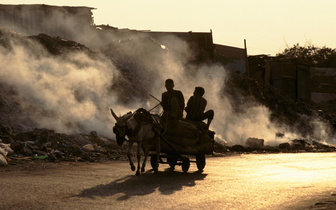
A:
110;108;133;146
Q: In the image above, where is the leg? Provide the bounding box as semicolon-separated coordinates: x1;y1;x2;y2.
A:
203;110;214;128
136;142;142;176
141;142;149;173
154;137;160;173
127;141;135;171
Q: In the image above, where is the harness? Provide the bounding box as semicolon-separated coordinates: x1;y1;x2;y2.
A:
128;108;161;137
113;108;162;144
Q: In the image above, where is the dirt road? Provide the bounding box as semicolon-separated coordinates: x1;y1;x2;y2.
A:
1;153;336;209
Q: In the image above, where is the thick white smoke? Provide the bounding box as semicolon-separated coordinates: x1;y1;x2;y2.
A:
0;26;334;146
0;36;122;136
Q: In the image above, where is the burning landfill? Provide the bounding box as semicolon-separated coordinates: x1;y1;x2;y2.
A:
0;27;336;167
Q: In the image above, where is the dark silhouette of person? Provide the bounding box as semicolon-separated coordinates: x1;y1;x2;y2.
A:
185;86;214;128
161;79;185;128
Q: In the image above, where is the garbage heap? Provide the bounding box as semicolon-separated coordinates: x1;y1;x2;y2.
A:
0;126;128;166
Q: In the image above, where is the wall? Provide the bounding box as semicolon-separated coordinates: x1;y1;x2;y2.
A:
311;67;336;105
0;4;94;40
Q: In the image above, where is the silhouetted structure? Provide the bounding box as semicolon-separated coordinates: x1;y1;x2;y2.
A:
214;44;248;74
310;67;336;110
0;4;94;40
249;56;311;101
0;4;248;73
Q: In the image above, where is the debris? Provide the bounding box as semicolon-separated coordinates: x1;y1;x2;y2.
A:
245;137;264;148
0;154;7;166
34;154;48;160
279;143;291;150
0;146;7;157
230;145;246;152
0;143;13;166
82;144;95;152
50;149;64;156
0;142;14;166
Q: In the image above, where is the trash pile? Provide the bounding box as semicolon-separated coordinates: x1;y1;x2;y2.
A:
0;126;129;166
0;142;14;166
213;137;336;154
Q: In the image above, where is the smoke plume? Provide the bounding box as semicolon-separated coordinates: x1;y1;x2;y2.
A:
0;26;334;146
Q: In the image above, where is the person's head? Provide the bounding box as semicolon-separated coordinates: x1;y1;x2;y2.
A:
194;87;205;96
165;79;174;91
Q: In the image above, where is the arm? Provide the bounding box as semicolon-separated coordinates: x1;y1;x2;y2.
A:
185;96;193;113
177;91;185;110
201;97;207;112
161;92;168;111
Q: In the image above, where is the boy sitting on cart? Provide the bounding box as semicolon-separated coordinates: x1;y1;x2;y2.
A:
185;86;214;128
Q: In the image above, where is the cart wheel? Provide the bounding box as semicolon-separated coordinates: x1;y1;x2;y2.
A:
181;157;190;172
196;154;206;171
150;155;158;170
167;157;177;169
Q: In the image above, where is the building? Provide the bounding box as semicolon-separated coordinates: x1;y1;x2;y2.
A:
214;43;248;74
249;56;311;101
0;4;94;40
310;67;336;110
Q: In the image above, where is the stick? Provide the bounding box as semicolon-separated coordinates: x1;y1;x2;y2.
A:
148;103;161;112
150;94;161;103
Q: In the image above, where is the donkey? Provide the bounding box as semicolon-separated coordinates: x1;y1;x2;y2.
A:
110;108;161;176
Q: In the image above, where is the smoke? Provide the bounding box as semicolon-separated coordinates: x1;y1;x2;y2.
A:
0;25;334;145
0;34;122;136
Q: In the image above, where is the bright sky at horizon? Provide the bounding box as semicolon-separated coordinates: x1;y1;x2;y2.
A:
1;0;335;55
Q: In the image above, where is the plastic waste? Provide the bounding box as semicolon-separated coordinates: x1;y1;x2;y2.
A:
34;154;48;160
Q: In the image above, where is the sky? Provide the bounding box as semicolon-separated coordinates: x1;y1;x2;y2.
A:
1;0;336;55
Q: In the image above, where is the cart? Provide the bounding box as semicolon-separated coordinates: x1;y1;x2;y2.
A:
150;120;215;172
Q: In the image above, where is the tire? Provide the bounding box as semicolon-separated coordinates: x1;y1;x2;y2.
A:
196;154;206;171
150;155;158;169
181;157;190;172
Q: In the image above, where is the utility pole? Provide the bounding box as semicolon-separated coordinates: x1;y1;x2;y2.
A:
244;39;250;77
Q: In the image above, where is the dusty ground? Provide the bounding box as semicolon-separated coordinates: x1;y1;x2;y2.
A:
2;154;336;210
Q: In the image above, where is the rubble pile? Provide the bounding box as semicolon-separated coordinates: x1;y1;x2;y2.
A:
213;138;336;154
29;33;95;56
0;126;128;165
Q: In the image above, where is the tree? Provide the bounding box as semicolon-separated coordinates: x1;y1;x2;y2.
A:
276;44;336;68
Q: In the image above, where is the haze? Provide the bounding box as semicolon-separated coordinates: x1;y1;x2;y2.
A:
1;0;335;55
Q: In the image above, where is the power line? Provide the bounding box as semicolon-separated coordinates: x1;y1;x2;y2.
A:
213;39;280;55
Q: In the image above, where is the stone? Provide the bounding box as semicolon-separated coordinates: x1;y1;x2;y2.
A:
230;144;246;152
0;147;7;156
0;154;8;166
246;137;264;148
0;143;14;156
279;142;291;150
82;144;95;152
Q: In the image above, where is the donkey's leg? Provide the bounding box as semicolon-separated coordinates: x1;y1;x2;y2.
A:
136;142;142;176
154;137;160;173
141;142;149;173
127;141;135;171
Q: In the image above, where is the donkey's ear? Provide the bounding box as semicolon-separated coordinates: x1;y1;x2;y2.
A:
110;108;119;121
